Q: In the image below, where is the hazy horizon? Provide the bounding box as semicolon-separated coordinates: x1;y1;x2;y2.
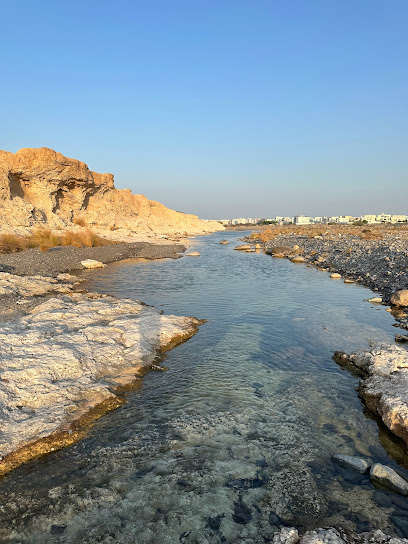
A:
2;1;407;220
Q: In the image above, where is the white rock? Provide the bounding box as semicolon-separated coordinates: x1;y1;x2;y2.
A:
80;259;105;269
370;463;408;495
0;293;202;473
0;272;78;297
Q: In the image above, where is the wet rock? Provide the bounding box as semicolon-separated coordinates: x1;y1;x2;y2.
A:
391;290;408;307
370;464;408;495
290;256;305;263
368;296;383;304
330;273;341;279
232;500;252;524
219;240;229;244
269;512;280;525
186;251;200;256
80;259;105;269
332;454;371;474
372;489;393;508
392;495;408;511
344;279;355;284
272;527;299;544
390;515;408;537
395;334;408;343
50;524;67;535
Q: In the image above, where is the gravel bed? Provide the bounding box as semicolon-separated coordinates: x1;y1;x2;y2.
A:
0;242;185;277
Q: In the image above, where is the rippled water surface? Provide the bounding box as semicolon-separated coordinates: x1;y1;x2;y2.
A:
1;231;408;543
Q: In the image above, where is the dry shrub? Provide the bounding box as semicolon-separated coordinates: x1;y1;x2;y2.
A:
0;234;28;253
73;216;87;227
0;228;111;254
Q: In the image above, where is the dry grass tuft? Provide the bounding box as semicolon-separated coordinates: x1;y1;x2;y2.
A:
73;216;87;227
0;228;112;254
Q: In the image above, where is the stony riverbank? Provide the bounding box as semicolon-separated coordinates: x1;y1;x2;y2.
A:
0;241;184;276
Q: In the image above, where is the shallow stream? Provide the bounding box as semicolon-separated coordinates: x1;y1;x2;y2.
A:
1;231;408;543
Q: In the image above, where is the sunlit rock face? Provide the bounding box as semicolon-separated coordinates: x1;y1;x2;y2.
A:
0;292;202;474
0;147;224;235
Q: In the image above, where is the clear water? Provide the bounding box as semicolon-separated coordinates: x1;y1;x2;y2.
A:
1;231;408;543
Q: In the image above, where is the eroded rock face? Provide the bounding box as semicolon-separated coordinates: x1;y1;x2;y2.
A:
0;292;202;474
0;147;224;236
333;343;408;446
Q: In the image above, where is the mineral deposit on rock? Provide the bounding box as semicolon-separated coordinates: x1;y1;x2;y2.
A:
0;292;203;474
334;343;408;446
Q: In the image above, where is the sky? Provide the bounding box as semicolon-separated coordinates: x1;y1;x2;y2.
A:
1;0;407;219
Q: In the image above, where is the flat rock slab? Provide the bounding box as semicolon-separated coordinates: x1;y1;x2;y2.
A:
332;454;371;474
370;463;408;495
0;271;79;297
0;292;202;474
234;245;251;250
185;251;200;256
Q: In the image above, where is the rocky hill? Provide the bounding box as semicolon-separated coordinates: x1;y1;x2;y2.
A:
0;147;223;237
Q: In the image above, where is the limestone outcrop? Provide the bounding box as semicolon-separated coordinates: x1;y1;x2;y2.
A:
334;343;408;446
0;290;203;475
0;147;224;236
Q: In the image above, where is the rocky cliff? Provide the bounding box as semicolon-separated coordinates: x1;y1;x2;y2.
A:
0;147;223;236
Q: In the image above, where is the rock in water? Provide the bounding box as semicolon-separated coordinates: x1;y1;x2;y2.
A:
234;244;251;251
0;147;224;236
370;464;408;495
186;251;200;257
330;273;341;279
391;290;408;307
290;256;305;263
396;334;408;343
332;454;371;474
219;240;229;244
367;296;383;304
81;259;105;269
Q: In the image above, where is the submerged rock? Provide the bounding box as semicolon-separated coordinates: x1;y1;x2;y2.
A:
186;251;200;256
370;463;408;495
0;292;203;475
332;453;371;474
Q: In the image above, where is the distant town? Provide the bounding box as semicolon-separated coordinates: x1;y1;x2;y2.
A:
219;213;408;226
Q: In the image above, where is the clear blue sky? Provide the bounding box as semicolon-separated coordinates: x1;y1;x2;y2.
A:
1;0;407;219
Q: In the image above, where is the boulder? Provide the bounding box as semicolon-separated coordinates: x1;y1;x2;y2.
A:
370;463;408;495
391;290;408;307
330;273;341;279
81;259;105;269
332;454;371;474
186;251;200;257
290;256;305;263
234;245;251;251
368;297;383;304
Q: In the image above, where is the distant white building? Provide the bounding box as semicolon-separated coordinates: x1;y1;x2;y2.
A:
391;215;408;223
294;216;311;225
361;214;377;224
376;213;392;223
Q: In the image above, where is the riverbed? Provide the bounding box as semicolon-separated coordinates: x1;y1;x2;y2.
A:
0;230;407;543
